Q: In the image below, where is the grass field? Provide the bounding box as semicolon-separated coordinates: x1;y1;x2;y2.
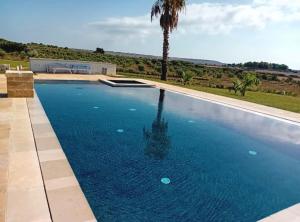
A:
119;72;300;113
0;59;29;69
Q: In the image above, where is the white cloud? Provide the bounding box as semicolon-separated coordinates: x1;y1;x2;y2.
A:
88;0;300;39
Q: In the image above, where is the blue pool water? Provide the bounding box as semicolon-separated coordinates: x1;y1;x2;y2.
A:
35;81;300;222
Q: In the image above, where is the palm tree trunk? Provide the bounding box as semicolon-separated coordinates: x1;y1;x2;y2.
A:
161;28;169;81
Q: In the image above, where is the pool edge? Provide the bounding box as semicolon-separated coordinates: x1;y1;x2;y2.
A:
33;73;300;125
27;91;97;222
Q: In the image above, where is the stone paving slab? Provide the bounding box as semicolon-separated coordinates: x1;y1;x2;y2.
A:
2;98;51;222
27;93;96;222
259;204;300;222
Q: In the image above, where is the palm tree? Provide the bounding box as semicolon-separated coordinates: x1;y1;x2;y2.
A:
143;89;171;159
151;0;186;81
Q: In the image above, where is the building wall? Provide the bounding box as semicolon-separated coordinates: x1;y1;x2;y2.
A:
29;58;116;75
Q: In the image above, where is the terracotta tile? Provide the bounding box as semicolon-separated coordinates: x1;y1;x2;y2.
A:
6;186;51;222
48;186;95;222
41;159;74;181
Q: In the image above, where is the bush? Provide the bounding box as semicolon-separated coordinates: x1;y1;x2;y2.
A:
128;68;136;73
27;49;39;57
232;72;260;96
138;65;145;72
228;73;234;78
177;70;194;85
216;73;222;78
0;48;5;57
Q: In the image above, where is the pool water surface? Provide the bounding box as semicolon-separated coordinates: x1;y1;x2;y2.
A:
35;82;300;222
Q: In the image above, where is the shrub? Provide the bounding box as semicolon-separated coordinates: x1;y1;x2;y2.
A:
177;70;194;85
27;49;39;57
228;73;234;78
216;73;222;79
138;65;145;72
231;72;260;96
0;48;5;57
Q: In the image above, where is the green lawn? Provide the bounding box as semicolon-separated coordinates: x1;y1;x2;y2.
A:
119;72;300;113
0;59;29;69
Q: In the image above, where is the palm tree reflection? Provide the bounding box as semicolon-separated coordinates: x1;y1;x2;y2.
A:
143;89;171;160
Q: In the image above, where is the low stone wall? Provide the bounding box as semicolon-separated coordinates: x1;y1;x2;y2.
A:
6;72;34;97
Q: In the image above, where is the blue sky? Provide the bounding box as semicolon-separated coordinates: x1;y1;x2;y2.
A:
0;0;299;69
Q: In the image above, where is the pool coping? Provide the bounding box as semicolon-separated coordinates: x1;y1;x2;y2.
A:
137;79;300;126
26;92;97;222
99;79;155;87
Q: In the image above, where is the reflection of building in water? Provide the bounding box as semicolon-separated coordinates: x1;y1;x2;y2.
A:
143;89;171;160
30;58;116;75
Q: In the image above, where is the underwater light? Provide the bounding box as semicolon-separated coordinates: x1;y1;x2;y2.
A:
161;177;171;185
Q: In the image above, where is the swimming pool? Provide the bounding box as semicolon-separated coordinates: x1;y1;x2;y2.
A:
35;81;300;222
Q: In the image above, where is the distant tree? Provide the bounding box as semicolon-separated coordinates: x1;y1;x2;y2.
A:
231;78;242;94
0;39;27;53
151;0;186;81
238;72;261;96
95;47;104;54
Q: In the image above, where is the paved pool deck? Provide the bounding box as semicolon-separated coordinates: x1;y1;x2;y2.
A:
0;73;299;222
0;74;96;222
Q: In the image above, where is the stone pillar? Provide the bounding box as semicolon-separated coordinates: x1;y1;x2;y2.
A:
5;71;34;98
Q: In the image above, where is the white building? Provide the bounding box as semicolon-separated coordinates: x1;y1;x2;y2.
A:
29;58;116;75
